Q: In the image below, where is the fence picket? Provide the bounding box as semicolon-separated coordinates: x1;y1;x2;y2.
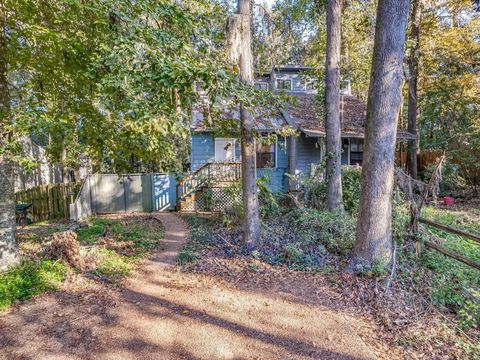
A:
15;182;82;222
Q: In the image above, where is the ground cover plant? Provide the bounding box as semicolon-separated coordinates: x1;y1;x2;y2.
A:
419;206;480;329
1;215;164;311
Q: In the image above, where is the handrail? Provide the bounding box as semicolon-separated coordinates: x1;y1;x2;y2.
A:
176;162;241;202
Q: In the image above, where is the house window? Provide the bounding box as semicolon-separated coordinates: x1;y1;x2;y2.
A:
215;138;236;162
276;79;292;91
255;82;269;90
256;137;276;168
350;138;363;166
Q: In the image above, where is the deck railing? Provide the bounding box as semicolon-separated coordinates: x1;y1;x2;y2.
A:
176;162;241;202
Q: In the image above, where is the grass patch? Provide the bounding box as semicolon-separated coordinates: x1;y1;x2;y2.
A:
0;260;67;310
93;249;131;278
77;217;164;278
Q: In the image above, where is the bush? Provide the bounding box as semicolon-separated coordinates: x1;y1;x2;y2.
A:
421;161;466;198
296;164;361;214
0;260;67;310
341;166;362;214
286;208;356;255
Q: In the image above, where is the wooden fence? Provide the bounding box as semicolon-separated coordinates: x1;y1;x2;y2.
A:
15;182;82;222
418;217;480;271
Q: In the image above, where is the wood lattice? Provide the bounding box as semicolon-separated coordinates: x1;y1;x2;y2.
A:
181;186;240;212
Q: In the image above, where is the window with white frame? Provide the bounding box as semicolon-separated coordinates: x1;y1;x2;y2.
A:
214;138;236;162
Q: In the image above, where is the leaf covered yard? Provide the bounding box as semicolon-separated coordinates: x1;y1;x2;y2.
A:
1;0;480;358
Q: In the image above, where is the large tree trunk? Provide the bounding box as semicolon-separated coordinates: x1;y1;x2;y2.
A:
0;1;19;271
351;0;410;269
227;0;260;249
407;0;421;179
325;0;344;212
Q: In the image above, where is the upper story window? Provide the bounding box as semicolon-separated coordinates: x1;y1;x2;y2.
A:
255;82;269;91
276;79;292;91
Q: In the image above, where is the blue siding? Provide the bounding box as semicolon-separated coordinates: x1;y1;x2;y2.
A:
191;133;215;171
257;137;288;192
191;133;288;192
296;133;321;174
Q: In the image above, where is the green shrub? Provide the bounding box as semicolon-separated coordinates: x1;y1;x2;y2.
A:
341;166;362;214
297;164;361;214
0;260;67;310
257;175;281;217
421;161;466;197
287;208;356;255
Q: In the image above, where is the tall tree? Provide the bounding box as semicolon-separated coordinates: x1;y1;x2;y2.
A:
325;0;344;212
237;0;261;249
0;0;19;271
407;0;422;178
227;0;261;248
352;0;410;269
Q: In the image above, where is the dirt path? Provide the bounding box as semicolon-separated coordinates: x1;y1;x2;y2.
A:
0;213;375;360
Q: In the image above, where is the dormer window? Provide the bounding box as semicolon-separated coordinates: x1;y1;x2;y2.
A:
276;79;292;91
255;82;269;90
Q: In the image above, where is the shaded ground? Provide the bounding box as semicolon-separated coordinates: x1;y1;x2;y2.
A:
1;213;375;360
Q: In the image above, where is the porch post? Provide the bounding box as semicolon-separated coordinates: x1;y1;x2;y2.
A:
288;136;298;191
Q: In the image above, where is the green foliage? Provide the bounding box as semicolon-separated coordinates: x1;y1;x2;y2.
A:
93;249;131;278
77;218;164;257
420;206;480;328
296;164;361;214
341;166;362;214
417;2;480;187
0;260;67;310
257;175;281;217
286;208;356;255
421;162;466;197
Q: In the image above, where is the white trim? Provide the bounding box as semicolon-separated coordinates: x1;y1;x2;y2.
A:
214;137;236;162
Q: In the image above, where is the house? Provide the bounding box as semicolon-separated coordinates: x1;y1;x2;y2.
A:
14;137;89;193
181;64;414;210
189;65;414;182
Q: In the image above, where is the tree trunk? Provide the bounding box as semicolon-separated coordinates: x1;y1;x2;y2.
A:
407;0;421;179
325;0;344;212
0;1;19;271
227;0;260;249
351;0;411;269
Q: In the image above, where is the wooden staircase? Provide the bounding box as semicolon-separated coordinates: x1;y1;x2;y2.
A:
176;162;241;212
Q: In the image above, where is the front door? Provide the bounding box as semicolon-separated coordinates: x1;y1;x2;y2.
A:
215;138;236;162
